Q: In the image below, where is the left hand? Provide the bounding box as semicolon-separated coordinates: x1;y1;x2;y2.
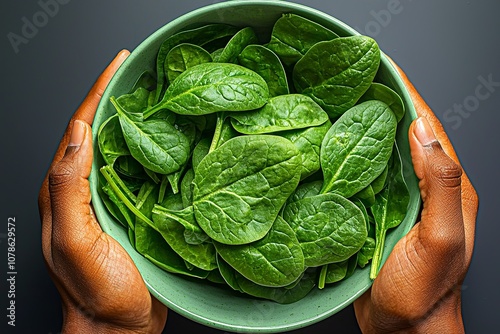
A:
38;50;168;334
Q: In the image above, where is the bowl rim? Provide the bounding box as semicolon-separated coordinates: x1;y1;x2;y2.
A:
90;1;421;332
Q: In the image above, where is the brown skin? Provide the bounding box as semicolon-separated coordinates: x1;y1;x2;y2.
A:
353;60;479;333
38;50;478;333
38;50;167;334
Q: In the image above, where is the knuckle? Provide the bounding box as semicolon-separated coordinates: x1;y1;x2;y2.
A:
49;160;76;190
429;227;464;253
431;158;462;188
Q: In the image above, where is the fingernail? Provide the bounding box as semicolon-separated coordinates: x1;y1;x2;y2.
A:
69;120;86;147
115;49;130;66
414;117;437;147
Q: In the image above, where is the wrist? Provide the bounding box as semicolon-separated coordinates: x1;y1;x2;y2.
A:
363;289;464;334
61;305;159;334
403;292;464;334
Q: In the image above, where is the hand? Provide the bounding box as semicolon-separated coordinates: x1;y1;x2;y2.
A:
38;50;168;334
354;61;479;333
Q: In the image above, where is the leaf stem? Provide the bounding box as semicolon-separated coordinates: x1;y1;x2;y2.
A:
143;102;164;119
100;165;158;233
209;112;225;153
100;165;137;203
318;265;328;289
370;229;387;279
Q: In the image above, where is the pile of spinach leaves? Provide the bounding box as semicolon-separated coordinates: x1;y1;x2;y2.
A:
97;13;410;304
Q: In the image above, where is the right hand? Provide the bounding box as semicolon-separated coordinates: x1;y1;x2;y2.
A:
354;61;478;333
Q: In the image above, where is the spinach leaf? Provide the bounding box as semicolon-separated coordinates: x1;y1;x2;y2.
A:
282;193;367;267
267;13;338;67
180;168;195;208
192;137;211;172
131;70;156;93
358;82;405;122
357;237;376;268
238;44;289;97
215;116;239;149
100;165;162;232
210;48;224;61
353;184;376;208
370;164;389;195
101;182;134;229
116;87;150;117
100;165;137;204
135;220;209;279
114;156;147;179
98;114;130;166
216;256;244;293
154;24;239;102
215;216;304;287
321;100;397;197
143;167;161;184
370;144;410;279
287;180;323;205
151;204;217;271
193;135;301;245
206;268;226;285
280;119;331;180
160;188;184;211
165;43;213;83
235;267;317;304
135;181;158;222
153;205;209;245
230;94;328;134
213;27;258;64
208;112;240;153
293;36;380;118
111;97;191;175
146;63;269;117
318;260;348;289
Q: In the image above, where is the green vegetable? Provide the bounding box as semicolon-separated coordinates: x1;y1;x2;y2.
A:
370;145;410;279
146;62;269;117
154;23;239;102
130;70;156;93
320;100;397;197
293;36;380;118
112;97;191;175
213;27;258;63
192;135;301;245
98;114;129;166
165;43;213;83
359;82;406;122
280;119;331;180
215;216;304;287
267;13;338;67
95;13;412;304
283;193;367;267
152;204;217;271
357;237;376;268
233;267;317;304
230;94;328;134
238;44;289;97
318;261;348;289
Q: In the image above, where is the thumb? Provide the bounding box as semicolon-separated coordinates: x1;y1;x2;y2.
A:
48;120;101;249
409;117;464;256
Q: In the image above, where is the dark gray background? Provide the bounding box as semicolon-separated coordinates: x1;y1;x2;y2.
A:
1;0;498;333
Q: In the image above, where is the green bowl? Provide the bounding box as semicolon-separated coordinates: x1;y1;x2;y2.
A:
90;1;421;332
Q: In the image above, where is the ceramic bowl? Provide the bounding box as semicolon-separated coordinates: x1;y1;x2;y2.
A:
90;1;421;332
